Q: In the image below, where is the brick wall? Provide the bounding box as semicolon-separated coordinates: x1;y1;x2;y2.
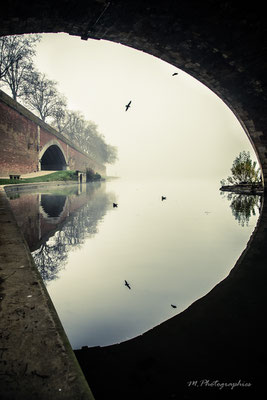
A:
0;101;39;175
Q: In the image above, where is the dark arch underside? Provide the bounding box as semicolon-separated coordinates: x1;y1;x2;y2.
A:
40;145;67;171
1;2;267;399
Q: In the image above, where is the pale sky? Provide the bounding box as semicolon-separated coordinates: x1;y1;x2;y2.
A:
33;32;256;180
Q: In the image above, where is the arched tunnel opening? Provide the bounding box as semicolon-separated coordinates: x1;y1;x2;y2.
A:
40;145;67;171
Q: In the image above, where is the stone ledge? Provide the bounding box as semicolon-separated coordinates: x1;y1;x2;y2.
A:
0;187;95;400
3;181;79;193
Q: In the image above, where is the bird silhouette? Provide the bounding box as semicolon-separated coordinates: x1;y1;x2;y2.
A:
161;196;166;201
125;100;131;111
172;72;178;76
171;304;177;308
113;203;118;208
125;280;131;289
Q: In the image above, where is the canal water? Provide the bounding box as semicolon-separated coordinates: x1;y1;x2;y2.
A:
7;178;260;349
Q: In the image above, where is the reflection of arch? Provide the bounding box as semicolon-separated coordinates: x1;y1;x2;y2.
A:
39;140;68;171
40;194;67;223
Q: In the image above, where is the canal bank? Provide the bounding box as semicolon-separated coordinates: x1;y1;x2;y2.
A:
0;184;95;400
3;180;81;194
2;178;266;399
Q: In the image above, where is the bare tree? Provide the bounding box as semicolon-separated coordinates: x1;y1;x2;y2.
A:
64;110;86;142
0;34;40;100
90;131;118;164
1;33;117;166
54;109;118;164
22;70;67;122
51;102;69;134
0;37;15;80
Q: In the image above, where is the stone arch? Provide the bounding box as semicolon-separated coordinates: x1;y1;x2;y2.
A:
1;4;267;398
39;140;68;171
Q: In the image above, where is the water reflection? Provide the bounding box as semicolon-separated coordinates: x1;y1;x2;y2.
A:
41;194;67;219
221;191;262;226
7;178;260;348
7;182;115;282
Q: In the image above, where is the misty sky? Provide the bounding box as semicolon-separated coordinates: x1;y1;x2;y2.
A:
33;33;256;180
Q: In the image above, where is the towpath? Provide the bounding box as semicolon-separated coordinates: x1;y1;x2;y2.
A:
0;185;94;400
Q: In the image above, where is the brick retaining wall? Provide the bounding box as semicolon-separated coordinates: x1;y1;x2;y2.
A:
0;90;106;176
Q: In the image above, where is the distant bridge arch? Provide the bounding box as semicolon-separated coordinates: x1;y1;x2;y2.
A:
39;140;68;171
0;89;106;176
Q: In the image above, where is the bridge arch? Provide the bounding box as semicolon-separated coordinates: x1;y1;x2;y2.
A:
39;140;68;171
1;3;267;399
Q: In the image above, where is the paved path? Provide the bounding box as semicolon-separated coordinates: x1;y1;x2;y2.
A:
0;171;57;179
0;186;94;400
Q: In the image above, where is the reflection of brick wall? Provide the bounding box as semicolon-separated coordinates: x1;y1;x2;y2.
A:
8;193;40;249
9;190;91;251
0;101;39;175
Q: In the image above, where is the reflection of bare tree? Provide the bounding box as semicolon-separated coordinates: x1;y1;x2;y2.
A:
32;186;115;283
33;234;69;282
222;192;262;226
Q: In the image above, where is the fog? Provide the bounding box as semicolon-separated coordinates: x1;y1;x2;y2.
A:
34;33;256;181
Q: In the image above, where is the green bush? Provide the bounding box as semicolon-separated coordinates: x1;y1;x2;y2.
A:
86;168;102;182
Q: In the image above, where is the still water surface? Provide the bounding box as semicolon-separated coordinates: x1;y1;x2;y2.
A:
7;178;260;348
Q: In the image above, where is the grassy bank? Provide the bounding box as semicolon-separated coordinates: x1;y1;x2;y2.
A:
0;170;77;185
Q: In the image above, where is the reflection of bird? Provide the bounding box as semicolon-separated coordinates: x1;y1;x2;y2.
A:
125;101;131;111
161;196;166;201
172;72;178;76
125;280;131;289
113;203;118;208
171;304;177;308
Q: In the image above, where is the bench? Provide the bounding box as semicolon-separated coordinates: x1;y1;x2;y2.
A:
9;174;21;180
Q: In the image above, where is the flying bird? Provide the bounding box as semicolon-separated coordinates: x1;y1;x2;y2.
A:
125;100;132;111
171;304;177;308
113;203;118;208
125;280;131;289
172;72;178;76
161;196;166;201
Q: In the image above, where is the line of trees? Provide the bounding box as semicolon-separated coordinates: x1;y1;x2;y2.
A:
0;34;117;166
